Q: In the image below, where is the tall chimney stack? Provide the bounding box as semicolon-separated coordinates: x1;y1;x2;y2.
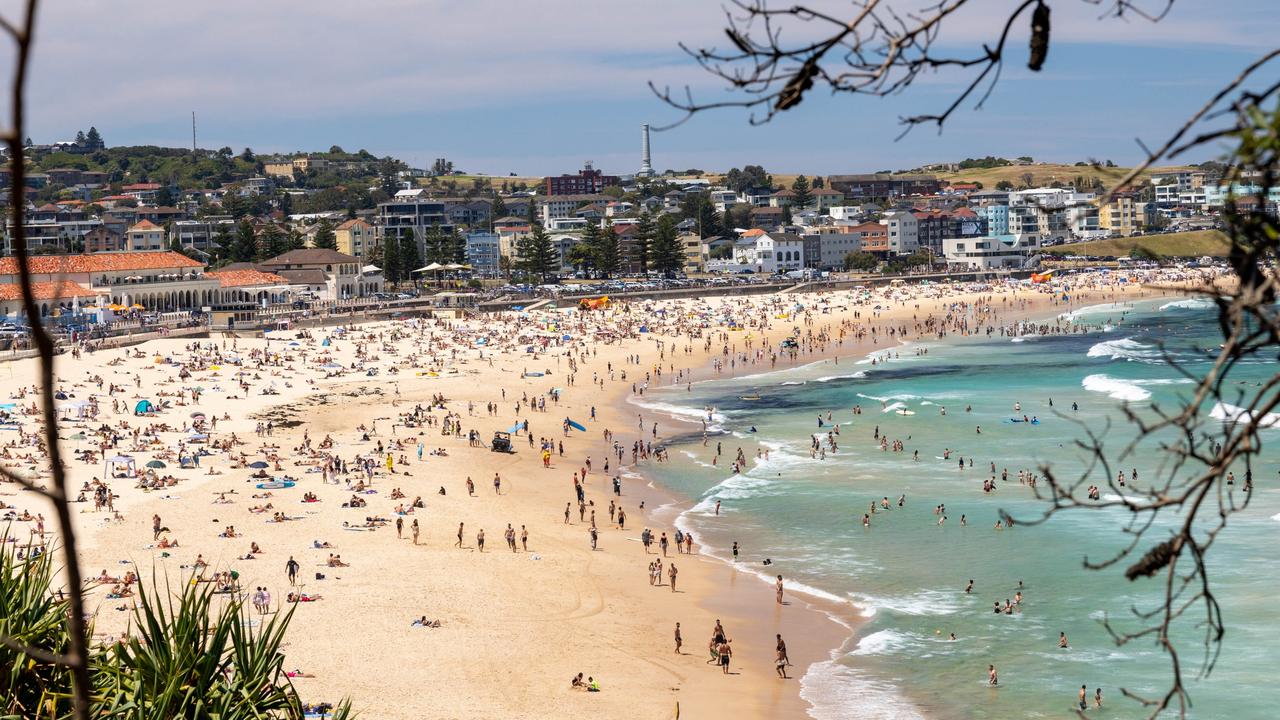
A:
637;123;654;178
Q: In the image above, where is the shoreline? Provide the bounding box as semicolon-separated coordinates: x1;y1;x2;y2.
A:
618;282;1188;719
1;274;1199;719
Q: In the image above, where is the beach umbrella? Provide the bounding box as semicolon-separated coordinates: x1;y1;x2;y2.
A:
249;461;269;469
190;411;206;419
145;460;166;469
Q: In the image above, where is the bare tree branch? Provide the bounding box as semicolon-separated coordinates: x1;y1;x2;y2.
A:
653;0;1174;132
0;0;93;716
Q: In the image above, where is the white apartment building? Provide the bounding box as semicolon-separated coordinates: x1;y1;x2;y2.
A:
943;234;1041;270
880;210;919;255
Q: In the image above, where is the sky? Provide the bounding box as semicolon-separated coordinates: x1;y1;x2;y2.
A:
7;0;1279;175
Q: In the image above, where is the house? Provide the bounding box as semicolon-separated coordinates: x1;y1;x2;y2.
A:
943;234;1040;270
769;189;795;208
82;226;124;253
335;218;378;261
748;206;785;228
258;248;375;300
745;232;805;273
263;156;327;179
120;183;162;203
811;187;845;211
126;220;166;251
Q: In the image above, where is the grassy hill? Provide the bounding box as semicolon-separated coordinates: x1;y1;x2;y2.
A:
934;163;1194;189
1045;230;1230;258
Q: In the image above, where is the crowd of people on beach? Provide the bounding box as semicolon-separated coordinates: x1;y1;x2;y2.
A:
0;266;1216;715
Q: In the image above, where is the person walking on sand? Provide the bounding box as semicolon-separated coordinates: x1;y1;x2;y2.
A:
777;634;790;666
674;622;682;654
285;556;299;585
776;575;784;604
455;522;464;548
412;518;420;545
396;517;403;538
476;528;485;552
668;563;678;591
776;647;789;678
718;641;733;674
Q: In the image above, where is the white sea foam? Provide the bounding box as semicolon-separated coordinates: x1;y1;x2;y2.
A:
1103;493;1151;504
1081;374;1192;401
629;397;725;430
800;660;926;720
815;371;868;383
1011;337;1026;343
1060;302;1132;322
1159;298;1215;312
847;588;964;617
849;629;921;656
1209;401;1280;429
1086;337;1163;363
1082;374;1194;400
882;401;907;413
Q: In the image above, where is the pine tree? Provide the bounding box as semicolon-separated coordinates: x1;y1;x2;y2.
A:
526;198;538;225
85;126;103;149
424;224;447;264
516;224;559;283
791;175;813;210
212;225;233;263
449;227;467;263
382;238;401;285
633;211;655;273
398;229;421;285
231;219;257;262
595;222;622;278
650;214;684;277
262;225;290;258
580;222;602;276
491;194;507;220
312;220;337;250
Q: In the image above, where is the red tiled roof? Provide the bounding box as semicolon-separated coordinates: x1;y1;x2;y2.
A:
0;280;101;302
129;219;162;231
0;251;203;276
206;269;288;288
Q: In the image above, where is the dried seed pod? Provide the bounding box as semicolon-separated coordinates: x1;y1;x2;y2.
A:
1125;537;1182;581
777;57;820;111
1029;1;1051;72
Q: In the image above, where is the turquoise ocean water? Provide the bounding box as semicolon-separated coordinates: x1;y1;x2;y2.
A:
636;297;1279;719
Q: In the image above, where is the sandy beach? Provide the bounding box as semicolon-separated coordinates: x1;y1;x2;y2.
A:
0;272;1199;719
